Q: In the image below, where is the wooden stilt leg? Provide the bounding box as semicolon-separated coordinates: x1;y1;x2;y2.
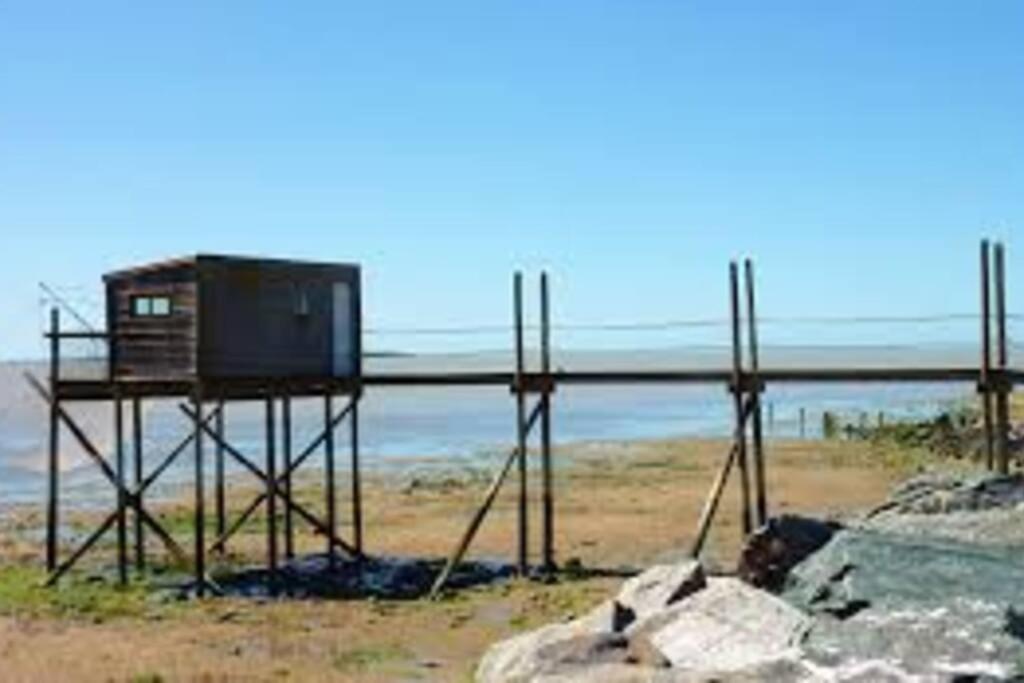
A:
132;397;145;571
325;392;337;569
351;398;363;558
729;262;753;536
266;395;278;595
283;393;294;560
193;385;206;598
114;390;127;585
513;272;529;576
46;308;60;573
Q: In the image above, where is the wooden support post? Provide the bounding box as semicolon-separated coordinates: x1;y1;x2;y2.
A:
729;262;753;536
513;272;529;576
691;398;755;558
430;401;545;598
215;399;226;544
266;396;278;594
46;308;60;573
744;259;767;527
325;392;337;569
995;242;1010;474
351;397;363;558
132;396;145;571
282;393;294;560
114;389;127;585
192;385;206;598
981;239;995;470
539;272;554;573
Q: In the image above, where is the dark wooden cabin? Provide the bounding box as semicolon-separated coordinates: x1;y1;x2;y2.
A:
104;255;361;381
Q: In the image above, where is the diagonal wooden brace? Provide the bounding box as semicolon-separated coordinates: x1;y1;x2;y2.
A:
203;398;355;553
178;403;360;558
27;374;189;567
689;394;757;559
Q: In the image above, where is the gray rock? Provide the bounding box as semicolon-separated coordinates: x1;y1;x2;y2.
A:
870;472;1024;517
573;599;635;634
783;528;1024;678
615;560;706;621
628;577;810;672
477;623;577;683
477;626;633;683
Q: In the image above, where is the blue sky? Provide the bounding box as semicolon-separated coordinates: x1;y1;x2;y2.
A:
1;1;1022;358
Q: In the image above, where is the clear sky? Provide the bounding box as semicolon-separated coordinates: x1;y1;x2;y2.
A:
1;1;1022;359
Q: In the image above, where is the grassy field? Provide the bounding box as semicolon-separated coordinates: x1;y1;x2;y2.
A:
0;435;969;682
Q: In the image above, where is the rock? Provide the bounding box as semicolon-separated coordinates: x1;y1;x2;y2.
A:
534;632;631;668
627;578;810;672
737;515;841;592
871;472;1024;517
615;560;706;621
477;623;575;683
783;528;1024;678
476;626;633;683
573;599;635;634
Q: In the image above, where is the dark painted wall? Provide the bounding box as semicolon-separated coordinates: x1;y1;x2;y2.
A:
198;258;360;379
106;263;198;379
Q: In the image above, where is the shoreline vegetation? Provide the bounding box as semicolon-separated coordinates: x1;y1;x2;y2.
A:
0;423;984;682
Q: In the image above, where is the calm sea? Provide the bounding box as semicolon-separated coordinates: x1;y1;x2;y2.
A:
0;347;982;508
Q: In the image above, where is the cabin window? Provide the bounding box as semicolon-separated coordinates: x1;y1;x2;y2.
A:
131;295;173;317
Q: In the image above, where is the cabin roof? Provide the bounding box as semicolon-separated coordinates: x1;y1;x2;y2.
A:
103;254;360;282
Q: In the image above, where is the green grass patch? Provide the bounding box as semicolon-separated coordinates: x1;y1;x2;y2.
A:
0;565;159;621
331;643;413;674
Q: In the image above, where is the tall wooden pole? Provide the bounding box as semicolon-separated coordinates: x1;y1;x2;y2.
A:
114;389;127;585
132;396;145;571
981;240;995;470
351;397;363;557
282;393;294;560
192;384;206;597
325;392;337;569
215;399;226;543
539;272;554;573
744;259;767;527
46;308;60;573
995;242;1010;474
514;272;529;576
729;262;752;536
265;396;278;594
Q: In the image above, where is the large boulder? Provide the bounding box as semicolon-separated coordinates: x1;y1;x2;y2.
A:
628;577;811;672
615;559;706;622
782;528;1024;678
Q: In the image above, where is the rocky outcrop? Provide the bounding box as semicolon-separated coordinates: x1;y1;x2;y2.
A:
478;473;1024;682
477;563;812;682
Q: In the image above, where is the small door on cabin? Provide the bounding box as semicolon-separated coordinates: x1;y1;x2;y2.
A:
332;282;354;376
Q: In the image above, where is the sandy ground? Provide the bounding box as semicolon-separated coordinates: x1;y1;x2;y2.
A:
0;436;933;682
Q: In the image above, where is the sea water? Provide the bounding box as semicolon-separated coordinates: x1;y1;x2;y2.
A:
0;348;980;509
